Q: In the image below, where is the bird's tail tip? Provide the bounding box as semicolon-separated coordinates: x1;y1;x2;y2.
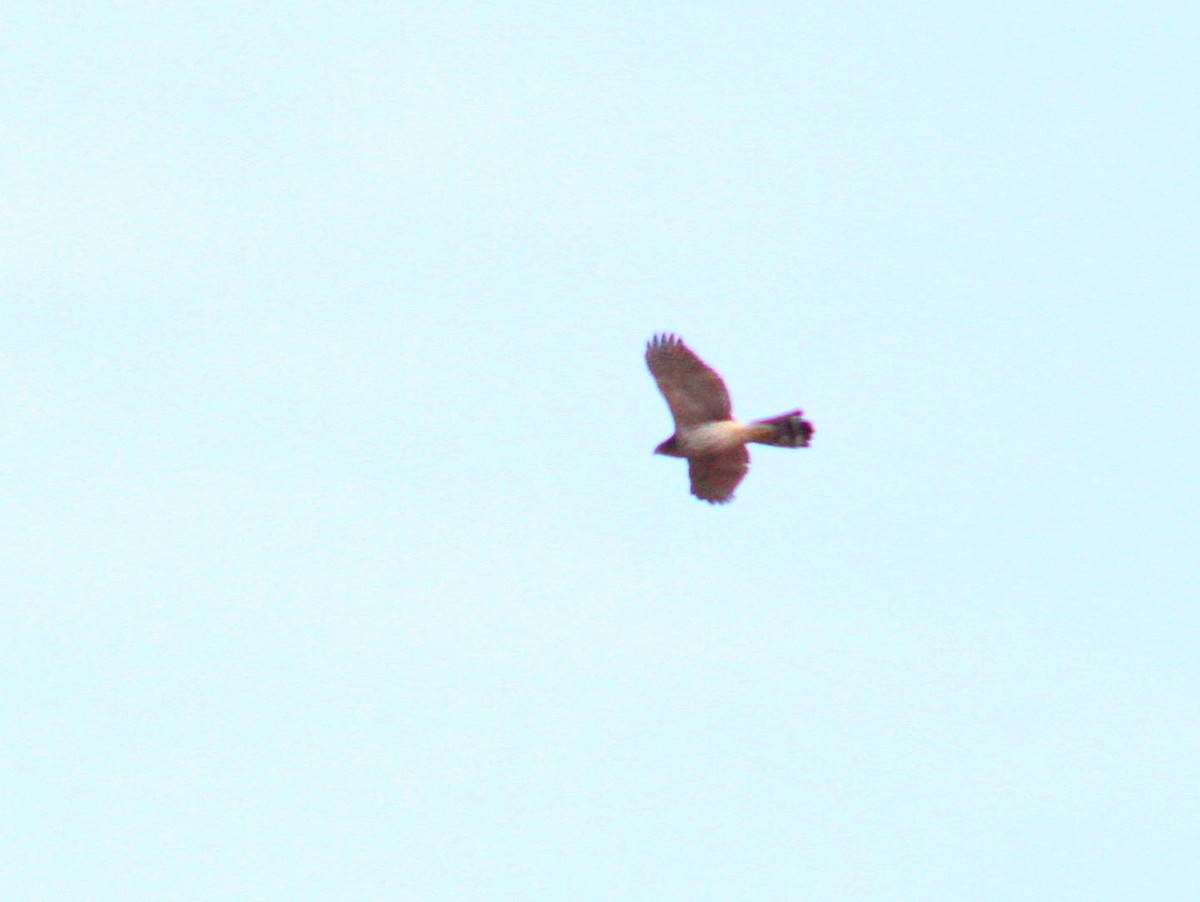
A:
748;411;814;448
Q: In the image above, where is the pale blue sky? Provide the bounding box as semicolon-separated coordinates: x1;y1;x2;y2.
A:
4;3;1200;899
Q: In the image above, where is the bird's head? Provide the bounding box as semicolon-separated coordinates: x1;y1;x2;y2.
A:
654;436;684;457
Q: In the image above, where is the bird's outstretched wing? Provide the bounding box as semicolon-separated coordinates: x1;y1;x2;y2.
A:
688;447;749;504
645;333;733;428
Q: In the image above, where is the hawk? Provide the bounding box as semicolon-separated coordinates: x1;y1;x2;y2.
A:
645;333;814;504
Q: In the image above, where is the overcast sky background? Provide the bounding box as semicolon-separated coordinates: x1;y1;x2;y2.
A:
5;3;1200;899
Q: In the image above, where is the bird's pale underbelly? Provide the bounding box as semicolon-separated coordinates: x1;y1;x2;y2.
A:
676;420;747;455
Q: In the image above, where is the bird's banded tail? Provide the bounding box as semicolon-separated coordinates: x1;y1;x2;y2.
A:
747;411;814;448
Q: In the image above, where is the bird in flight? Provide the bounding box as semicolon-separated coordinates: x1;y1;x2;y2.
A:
645;333;814;504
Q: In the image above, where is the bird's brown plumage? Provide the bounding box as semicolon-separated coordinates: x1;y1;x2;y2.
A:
687;447;751;504
645;334;733;427
645;333;813;504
